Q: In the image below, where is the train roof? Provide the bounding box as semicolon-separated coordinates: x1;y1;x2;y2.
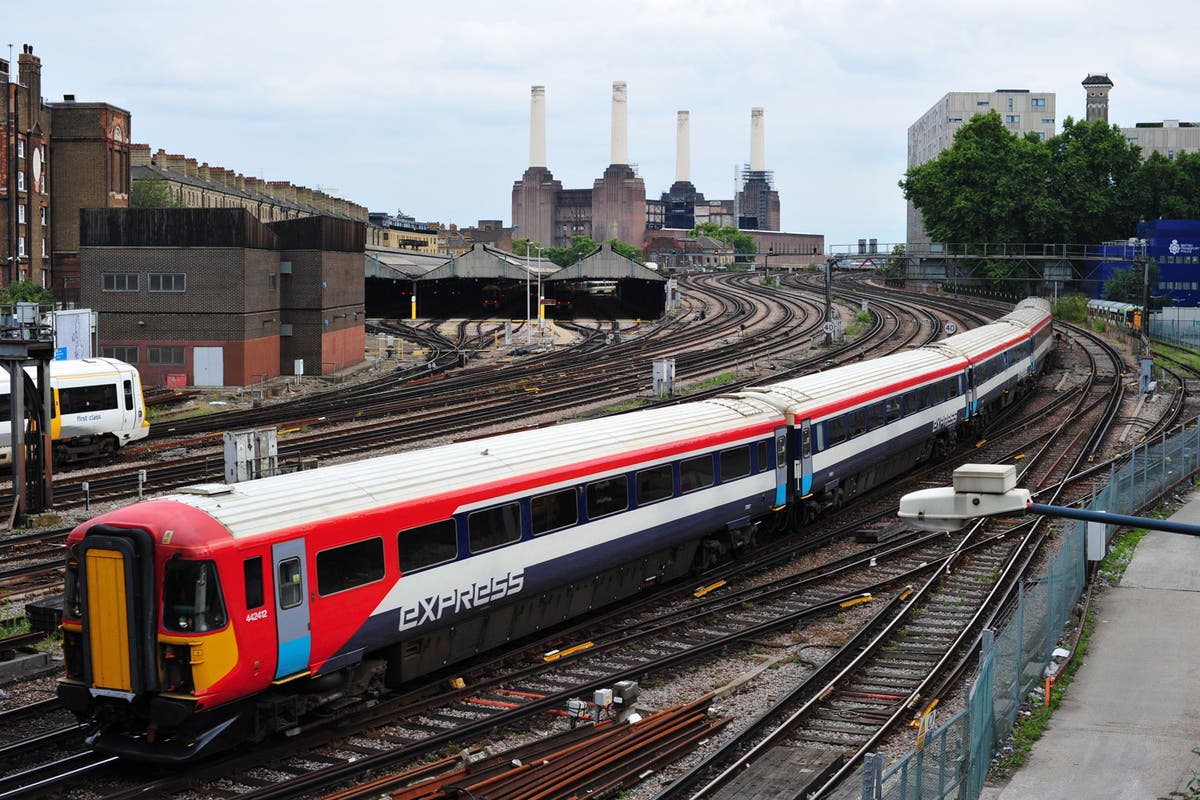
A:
737;347;962;412
162;394;784;540
0;357;136;387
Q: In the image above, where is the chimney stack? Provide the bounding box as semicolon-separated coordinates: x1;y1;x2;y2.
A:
675;111;691;183
530;85;547;168
750;107;765;172
610;81;628;166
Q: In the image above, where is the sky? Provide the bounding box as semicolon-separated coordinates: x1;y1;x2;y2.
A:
10;1;1200;249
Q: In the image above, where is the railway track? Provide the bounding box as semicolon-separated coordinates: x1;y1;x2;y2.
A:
0;288;1168;800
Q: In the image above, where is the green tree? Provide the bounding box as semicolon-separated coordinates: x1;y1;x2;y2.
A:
0;280;56;306
690;222;755;260
1046;117;1143;244
130;176;185;208
1104;259;1156;304
901;112;1054;245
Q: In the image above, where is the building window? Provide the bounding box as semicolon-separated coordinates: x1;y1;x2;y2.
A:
1169;149;1176;161
16;172;24;191
1032;97;1046;108
101;345;139;364
268;272;276;290
17;237;25;257
149;273;186;292
1042;118;1055;125
102;273;139;292
41;238;46;257
1036;132;1046;140
1005;114;1020;123
17;206;25;224
148;346;185;366
1007;98;1014;112
16;140;24;159
40;207;46;224
977;100;989;107
948;117;963;123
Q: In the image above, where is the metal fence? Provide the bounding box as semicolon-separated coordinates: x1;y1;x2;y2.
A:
861;417;1200;800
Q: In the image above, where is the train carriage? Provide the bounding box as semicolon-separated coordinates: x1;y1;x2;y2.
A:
0;358;149;465
56;299;1054;763
58;396;789;761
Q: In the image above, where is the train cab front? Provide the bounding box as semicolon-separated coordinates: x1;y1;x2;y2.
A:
56;523;250;763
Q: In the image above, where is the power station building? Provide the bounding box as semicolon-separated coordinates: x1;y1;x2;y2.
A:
511;83;785;253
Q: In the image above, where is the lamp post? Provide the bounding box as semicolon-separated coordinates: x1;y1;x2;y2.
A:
535;245;544;335
525;241;532;345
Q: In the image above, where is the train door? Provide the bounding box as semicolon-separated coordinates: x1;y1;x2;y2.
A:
775;427;790;507
271;540;310;679
120;375;141;434
964;368;976;419
795;421;812;499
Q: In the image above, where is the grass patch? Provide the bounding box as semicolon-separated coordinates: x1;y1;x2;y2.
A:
597;399;649;415
684;372;738;394
1099;527;1150;584
0;604;30;638
1152;341;1200;373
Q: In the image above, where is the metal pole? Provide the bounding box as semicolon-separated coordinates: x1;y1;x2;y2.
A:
525;243;531;345
536;245;544;335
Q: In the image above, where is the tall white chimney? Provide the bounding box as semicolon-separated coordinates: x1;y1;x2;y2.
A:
750;107;765;172
530;85;547;168
675;111;690;183
611;81;629;165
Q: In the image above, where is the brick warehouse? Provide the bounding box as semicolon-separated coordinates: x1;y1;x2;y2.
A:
79;208;365;387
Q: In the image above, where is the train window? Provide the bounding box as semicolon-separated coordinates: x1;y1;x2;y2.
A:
532;488;578;534
885;396;902;423
163;560;228;632
946;378;958;398
60;384;118;414
635;465;674;505
868;403;884;430
904;390;918;415
123;379;134;411
317;538;386;596
243;557;264;610
849;409;866;437
813;424;825;453
469;502;522;552
757;440;769;472
680;455;714;493
720;447;751;481
398;519;458;572
826;415;847;446
586;476;629;518
278;558;303;610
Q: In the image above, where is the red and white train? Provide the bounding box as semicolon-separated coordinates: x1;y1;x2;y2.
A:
57;298;1054;762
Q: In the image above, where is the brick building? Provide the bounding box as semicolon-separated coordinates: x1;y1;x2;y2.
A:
80;208;364;387
48;99;131;304
1;45;53;286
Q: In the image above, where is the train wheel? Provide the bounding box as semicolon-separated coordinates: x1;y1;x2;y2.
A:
99;436;117;458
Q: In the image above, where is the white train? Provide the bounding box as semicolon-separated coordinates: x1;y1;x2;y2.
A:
59;300;1053;762
0;358;150;465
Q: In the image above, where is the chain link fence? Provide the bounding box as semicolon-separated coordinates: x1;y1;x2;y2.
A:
859;417;1200;800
